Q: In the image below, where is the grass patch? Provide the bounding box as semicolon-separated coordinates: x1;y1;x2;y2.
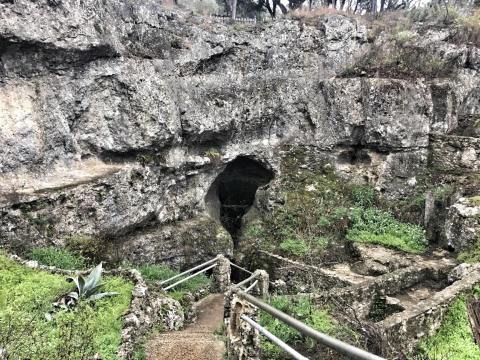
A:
347;208;427;253
279;238;311;257
26;246;87;270
342;43;454;79
259;295;357;359
458;237;480;264
451;9;480;46
138;264;211;301
418;289;480;360
0;254;133;360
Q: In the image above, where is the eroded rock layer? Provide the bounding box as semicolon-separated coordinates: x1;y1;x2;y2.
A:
0;0;479;265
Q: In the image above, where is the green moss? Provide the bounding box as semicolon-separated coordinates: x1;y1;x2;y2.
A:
0;254;133;360
419;290;480;360
26;247;87;270
346;208;427;253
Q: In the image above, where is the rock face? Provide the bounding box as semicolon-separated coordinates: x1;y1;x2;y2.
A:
0;0;479;264
445;197;480;252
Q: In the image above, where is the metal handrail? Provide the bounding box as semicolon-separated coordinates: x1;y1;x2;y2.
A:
241;315;309;360
244;279;258;293
230;262;253;275
236;290;386;360
163;263;217;291
232;272;258;289
160;257;218;285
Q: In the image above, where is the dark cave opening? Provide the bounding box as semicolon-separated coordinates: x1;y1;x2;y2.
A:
206;156;274;245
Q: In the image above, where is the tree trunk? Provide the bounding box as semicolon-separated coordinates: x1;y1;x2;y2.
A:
231;0;238;19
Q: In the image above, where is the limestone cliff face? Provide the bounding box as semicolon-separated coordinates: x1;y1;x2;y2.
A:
0;0;479;265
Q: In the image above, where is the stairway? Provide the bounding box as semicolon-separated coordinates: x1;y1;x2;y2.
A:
146;293;226;360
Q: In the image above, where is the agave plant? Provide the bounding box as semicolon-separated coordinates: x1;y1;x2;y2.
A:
66;262;119;303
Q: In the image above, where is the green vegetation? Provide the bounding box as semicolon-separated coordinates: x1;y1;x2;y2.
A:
63;263;119;307
244;148;427;260
449;8;480;46
458;238;480;264
342;42;453;79
347;208;427;253
418;289;480;360
468;196;480;207
26;247;87;270
204;148;222;162
259;296;357;359
66;234;105;264
279;238;310;257
138;264;211;301
0;254;133;360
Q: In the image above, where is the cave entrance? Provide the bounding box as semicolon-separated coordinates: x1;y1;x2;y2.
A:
206;156;274;245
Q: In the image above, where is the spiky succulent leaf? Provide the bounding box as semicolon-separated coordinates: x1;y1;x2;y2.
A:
84;263;103;293
67;274;85;295
84;283;105;298
67;292;79;301
87;292;119;301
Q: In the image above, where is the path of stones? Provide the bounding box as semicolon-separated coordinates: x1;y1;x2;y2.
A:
147;293;226;360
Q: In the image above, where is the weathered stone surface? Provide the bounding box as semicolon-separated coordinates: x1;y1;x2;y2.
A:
445;197;480;252
0;1;479;266
379;266;480;356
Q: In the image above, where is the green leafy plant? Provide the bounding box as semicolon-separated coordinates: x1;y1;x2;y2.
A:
279;238;310;257
350;185;376;208
347;208;427;253
26;247;87;270
204;149;221;159
259;296;348;360
66;263;118;304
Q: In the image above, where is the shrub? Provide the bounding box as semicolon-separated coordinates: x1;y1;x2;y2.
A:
350;185;376;208
26;247;87;270
346;208;427;253
65;235;104;264
454;9;480;46
391;29;416;45
342;44;455;79
279;238;311;257
259;296;339;360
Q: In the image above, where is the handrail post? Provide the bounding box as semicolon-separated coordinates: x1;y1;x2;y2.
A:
256;270;269;299
227;294;261;360
213;254;231;292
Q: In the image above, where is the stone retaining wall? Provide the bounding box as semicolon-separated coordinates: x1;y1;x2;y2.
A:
379;266;480;355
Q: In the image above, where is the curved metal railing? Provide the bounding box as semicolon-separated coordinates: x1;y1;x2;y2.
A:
233;288;386;360
160;256;219;291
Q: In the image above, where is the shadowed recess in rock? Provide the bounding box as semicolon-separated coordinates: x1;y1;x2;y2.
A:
206;156;274;244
